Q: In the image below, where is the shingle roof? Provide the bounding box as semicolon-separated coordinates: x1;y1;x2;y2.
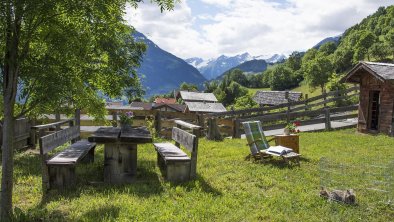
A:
152;103;186;112
253;91;302;106
178;91;218;102
342;62;394;83
130;102;153;110
154;98;176;104
185;102;226;113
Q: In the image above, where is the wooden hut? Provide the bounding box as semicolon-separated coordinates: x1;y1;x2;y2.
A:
253;91;302;107
342;62;394;136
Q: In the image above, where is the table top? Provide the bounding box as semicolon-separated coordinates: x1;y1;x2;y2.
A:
88;127;152;144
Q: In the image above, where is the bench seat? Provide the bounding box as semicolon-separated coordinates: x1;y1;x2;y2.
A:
153;142;191;162
47;140;96;165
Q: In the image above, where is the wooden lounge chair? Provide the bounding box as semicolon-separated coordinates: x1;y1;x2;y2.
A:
242;121;300;165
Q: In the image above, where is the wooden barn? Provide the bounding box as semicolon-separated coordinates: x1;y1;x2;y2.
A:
342;62;394;136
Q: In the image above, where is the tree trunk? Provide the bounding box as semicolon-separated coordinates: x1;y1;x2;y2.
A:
1;2;20;219
0;106;15;221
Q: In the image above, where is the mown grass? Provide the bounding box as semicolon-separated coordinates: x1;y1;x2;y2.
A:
1;129;394;221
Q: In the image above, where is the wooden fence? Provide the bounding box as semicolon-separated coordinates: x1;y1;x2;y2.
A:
39;86;359;140
0;118;32;150
204;86;360;139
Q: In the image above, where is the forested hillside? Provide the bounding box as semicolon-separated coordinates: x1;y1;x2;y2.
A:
262;5;394;92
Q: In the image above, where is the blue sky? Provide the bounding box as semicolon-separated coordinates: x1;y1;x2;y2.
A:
126;0;393;60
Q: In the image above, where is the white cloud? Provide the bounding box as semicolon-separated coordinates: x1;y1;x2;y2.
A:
126;0;393;60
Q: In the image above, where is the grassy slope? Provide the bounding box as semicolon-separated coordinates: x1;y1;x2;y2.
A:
248;82;321;98
2;129;394;221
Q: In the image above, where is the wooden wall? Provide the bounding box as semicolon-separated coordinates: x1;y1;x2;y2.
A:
358;72;394;135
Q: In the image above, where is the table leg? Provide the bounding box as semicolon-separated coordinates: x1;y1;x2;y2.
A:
104;143;137;184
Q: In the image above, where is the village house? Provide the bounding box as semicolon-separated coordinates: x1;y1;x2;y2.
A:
253;91;302;107
342;62;394;136
176;91;226;113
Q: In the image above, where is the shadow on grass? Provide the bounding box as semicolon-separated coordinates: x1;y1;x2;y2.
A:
80;205;120;221
168;174;222;196
245;154;310;168
13;151;42;176
41;160;164;204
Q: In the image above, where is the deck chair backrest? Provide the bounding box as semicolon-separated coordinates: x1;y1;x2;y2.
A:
242;121;270;156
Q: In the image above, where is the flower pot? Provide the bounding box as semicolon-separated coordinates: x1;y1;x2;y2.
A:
283;128;290;135
119;123;132;130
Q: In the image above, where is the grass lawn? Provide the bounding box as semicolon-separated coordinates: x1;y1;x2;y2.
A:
1;129;394;221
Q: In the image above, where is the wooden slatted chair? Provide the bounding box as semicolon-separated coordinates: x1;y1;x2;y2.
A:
242;121;300;165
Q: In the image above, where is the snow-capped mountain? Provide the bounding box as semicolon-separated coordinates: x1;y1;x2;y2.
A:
186;53;286;80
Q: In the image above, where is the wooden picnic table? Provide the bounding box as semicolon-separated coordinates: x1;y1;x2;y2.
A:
88;126;152;184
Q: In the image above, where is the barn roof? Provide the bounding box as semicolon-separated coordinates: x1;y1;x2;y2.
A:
185;102;226;113
253;91;302;106
178;91;218;102
130;102;153;110
152;103;186;112
342;62;394;83
154;98;176;104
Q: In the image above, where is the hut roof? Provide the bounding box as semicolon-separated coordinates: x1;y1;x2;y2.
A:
342;62;394;83
253;91;302;106
185;102;226;113
154;98;176;104
178;91;218;102
152;103;186;112
130;102;153;110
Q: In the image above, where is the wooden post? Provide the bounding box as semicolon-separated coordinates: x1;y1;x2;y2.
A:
207;118;222;141
325;108;331;131
55;112;61;131
75;109;81;140
197;114;205;137
30;119;36;148
155;111;162;136
391;100;394;137
233;119;241;139
305;94;309;111
112;112;118;127
323;89;327;108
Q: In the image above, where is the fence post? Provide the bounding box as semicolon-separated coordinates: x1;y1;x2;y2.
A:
112;111;118;127
155;111;162;136
325;108;331;131
305;94;309;111
197;114;205;137
323;89;327;108
55;112;61;131
207;118;222;141
233;119;241;139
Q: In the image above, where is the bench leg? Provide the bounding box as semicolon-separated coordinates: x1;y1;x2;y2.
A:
166;162;191;183
81;145;96;164
48;165;76;190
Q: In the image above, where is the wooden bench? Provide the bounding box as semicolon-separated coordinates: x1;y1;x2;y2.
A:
34;119;96;191
174;120;202;137
154;127;198;182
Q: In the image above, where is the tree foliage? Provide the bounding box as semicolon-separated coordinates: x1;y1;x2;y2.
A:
0;0;177;219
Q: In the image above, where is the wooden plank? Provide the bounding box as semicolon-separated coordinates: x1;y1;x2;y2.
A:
172;127;197;152
174;120;202;129
88;127;120;143
330;113;358;121
330;104;358;113
120;126;152;143
32;119;74;130
39;126;80;155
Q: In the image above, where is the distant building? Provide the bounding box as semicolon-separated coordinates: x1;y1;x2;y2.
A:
154;98;176;104
176;91;218;103
184;102;226;113
129;102;153;110
152;103;186;112
253;91;302;106
341;62;394;136
176;91;227;113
